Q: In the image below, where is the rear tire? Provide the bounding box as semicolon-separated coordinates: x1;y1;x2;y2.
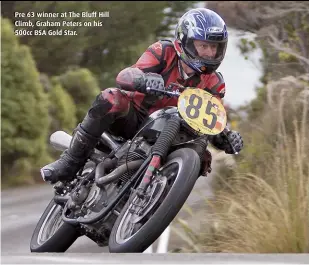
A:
108;148;201;253
30;198;80;252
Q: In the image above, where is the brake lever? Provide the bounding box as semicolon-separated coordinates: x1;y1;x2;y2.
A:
166;82;186;92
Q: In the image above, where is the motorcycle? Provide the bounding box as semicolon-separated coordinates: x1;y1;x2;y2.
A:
30;83;232;253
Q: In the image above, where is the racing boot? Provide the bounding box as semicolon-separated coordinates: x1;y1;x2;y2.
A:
41;108;115;184
40;88;129;184
40;123;101;184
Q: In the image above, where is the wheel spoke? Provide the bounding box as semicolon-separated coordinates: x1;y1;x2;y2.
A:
109;149;200;253
124;220;135;239
37;204;64;245
115;158;182;245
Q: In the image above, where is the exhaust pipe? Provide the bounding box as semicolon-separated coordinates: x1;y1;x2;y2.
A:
49;131;121;153
50;131;72;152
95;159;144;187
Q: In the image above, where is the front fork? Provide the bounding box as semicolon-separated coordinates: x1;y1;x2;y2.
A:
136;116;181;197
137;155;161;198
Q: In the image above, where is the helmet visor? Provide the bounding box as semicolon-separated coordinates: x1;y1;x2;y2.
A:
183;38;227;65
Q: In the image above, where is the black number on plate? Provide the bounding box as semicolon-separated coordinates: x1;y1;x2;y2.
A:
203;101;217;129
185;94;218;130
185;94;202;119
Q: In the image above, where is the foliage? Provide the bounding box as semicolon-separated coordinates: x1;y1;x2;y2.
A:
238;38;258;60
48;77;77;134
2;1;92;75
1;1;196;79
242;85;267;121
1;17;51;185
53;68;100;123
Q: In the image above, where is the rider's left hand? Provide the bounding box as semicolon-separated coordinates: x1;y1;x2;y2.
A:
225;130;244;154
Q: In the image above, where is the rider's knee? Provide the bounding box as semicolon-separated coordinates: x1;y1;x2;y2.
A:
90;88;130;118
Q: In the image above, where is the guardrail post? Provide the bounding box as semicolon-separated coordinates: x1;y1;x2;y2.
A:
143;225;170;253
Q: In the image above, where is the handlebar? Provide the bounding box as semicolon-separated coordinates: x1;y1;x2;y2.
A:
146;87;181;97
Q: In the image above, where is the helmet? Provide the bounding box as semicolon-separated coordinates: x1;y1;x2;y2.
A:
174;8;228;75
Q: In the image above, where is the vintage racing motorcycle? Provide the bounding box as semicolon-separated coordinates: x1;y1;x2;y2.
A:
30;84;232;253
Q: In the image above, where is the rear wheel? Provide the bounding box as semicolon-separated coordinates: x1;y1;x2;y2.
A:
30;198;80;252
108;148;201;253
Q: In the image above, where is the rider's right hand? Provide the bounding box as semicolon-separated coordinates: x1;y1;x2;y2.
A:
144;73;165;96
116;67;165;96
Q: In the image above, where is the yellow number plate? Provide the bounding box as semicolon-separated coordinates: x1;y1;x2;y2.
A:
177;88;227;135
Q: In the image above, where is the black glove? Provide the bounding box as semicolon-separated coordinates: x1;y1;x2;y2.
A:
144;73;165;96
210;130;243;154
224;130;244;154
116;68;164;95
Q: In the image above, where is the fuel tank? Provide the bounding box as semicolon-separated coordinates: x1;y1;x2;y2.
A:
137;107;180;143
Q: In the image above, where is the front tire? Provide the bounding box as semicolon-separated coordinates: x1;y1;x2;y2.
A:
108;148;201;253
30;198;80;252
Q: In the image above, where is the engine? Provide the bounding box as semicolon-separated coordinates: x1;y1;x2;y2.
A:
115;137;151;184
57;136;152;247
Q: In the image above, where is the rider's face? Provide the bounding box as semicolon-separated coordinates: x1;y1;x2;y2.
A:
193;40;218;59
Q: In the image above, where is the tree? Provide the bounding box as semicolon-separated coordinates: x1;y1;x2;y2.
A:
1;17;50;185
257;1;309;73
54;68;100;123
1;1;91;75
206;1;309;78
48;76;77;134
1;1;196;81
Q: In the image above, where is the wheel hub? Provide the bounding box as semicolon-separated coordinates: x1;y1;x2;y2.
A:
130;176;167;224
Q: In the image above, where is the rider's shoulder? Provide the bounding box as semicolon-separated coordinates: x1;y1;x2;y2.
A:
147;39;175;57
201;70;225;82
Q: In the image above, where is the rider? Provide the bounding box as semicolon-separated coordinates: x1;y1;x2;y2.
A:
41;7;244;184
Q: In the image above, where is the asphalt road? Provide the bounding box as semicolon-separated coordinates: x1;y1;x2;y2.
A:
1;176;216;254
1;149;226;257
1;184;110;254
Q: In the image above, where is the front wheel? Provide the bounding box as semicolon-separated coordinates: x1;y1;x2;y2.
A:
108;148;201;253
30;198;80;252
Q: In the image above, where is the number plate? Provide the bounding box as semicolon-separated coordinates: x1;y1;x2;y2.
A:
177;88;227;135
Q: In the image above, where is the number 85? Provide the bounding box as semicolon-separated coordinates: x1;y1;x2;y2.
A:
185;94;217;130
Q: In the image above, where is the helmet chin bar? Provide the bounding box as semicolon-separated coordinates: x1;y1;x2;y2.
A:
179;57;201;75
